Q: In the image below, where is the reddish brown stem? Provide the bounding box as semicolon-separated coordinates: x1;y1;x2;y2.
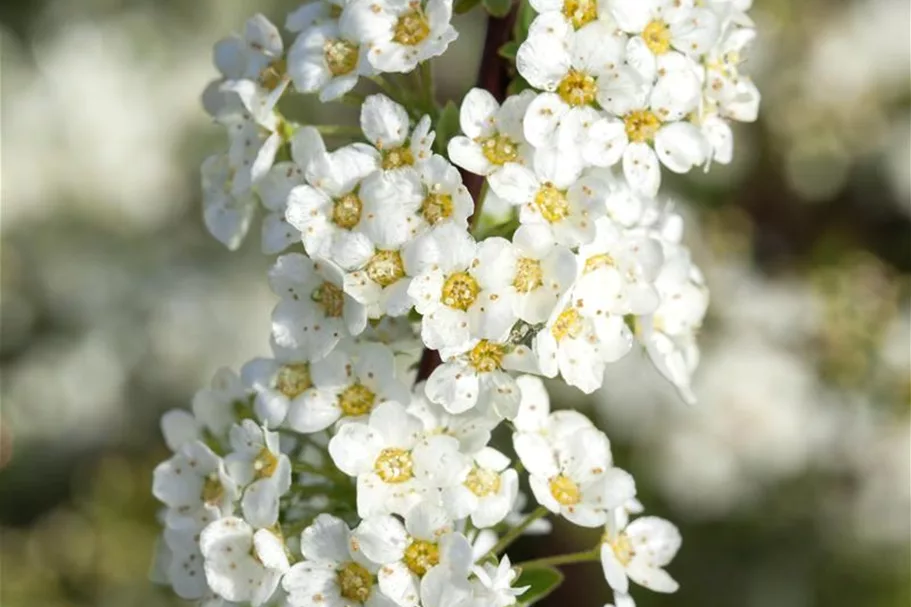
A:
415;7;518;383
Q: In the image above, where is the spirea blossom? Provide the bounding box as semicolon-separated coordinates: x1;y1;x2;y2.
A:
153;0;761;604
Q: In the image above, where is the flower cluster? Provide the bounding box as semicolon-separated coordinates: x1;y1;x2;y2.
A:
153;0;759;605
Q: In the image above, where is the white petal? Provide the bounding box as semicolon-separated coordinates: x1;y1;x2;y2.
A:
622;142;660;197
361;93;410;149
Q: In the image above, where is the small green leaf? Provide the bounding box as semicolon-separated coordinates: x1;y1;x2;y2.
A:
498;41;520;61
433;101;461;155
515;566;565;605
483;0;513;17
513;0;537;42
506;74;532;96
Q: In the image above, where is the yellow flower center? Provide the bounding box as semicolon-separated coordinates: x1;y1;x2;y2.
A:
324;39;360;76
464;467;501;497
276;363;312;398
313;281;345;318
332;192;363;229
562;0;597;29
534;183;571;223
583;253;615;274
514;257;544;293
337;561;373;602
604;532;635;567
549;474;581;506
374;447;414;483
643;20;671;55
468;340;505;373
557;69;597;106
366;250;406;287
338;383;377;417
441;271;480;311
421;192;453;225
253;447;279;480
624;110;662;143
393;9;431;46
403;540;440;577
478;133;519;165
201;474;224;505
259;58;287;90
551;307;584;342
382;146;415;169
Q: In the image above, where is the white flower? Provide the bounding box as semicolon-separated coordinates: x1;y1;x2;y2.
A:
256;127;326;254
269;253;368;361
360;94;435;170
328;401;470;516
448;88;535;178
283;514;398;607
344;0;458;73
161;523;210;600
225;420;292;528
200;517;290;606
224;104;284;196
192;367;252;444
285;142;383;268
206;14;290;120
470;556;528;607
488;154;607;247
160;408;200;453
637;241;708;404
702;24;760;123
612;0;720;82
285;342;410;433
528;0;611;30
600;512;681;595
441;447;519;528
241;349;316;430
575;216;665;316
286;0;349;33
614;64;708;197
407;386;499;454
408;224;518;355
508;224;577;324
201;153;257;250
354;503;462;607
425;337;535;417
288;16;374;102
533;289;633;393
514;425;636;527
153;440;238;528
418;533;477;607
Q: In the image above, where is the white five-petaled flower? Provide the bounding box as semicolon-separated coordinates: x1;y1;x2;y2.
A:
269;253;368;361
200;517;290;606
255;127;326;254
153;440;239;528
408;224;519;355
344;0;458;73
512;374;596;442
407;386;499;455
283;514;398;607
285;341;410;433
514;425;636;527
353;502;461;607
575;216;665;316
361;94;435;170
600;510;682;596
470;556;528;607
191;367;253;444
225;420;292;528
442;446;519;528
288;14;375;102
504;224;577;324
329;401;470;516
205;14;289;121
448;88;535;178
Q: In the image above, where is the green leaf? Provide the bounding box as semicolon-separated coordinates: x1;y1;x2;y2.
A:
513;0;537;43
498;41;520;61
433;101;461;155
454;0;482;13
506;74;532;96
483;0;513;17
515;566;565;605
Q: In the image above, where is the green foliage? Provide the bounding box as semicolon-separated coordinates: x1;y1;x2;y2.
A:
433;101;461;154
515;565;565;605
454;0;483;13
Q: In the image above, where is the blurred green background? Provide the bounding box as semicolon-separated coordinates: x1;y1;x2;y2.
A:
0;0;909;606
